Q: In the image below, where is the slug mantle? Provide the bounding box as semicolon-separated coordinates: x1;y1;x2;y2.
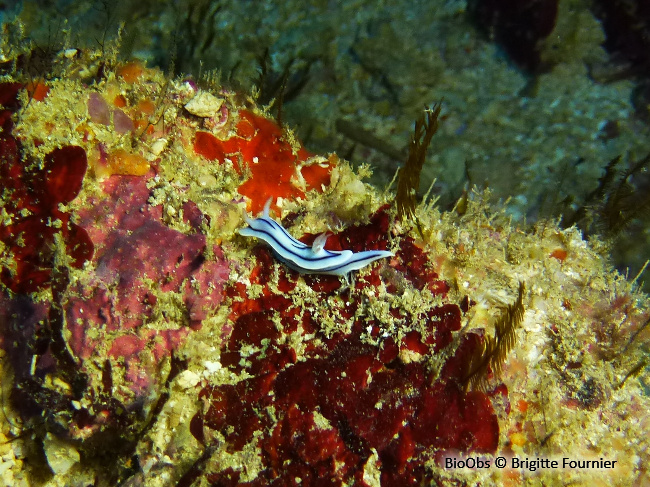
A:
239;198;394;276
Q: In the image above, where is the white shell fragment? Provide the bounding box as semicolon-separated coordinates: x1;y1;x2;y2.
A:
176;370;201;389
150;138;168;156
43;432;81;475
63;49;79;59
184;91;224;118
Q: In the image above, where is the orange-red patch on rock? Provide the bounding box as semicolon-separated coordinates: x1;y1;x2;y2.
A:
105;149;150;177
550;248;568;261
117;62;144;83
113;94;127;108
300;154;334;191
26;81;50;101
192;110;334;213
194;131;225;161
137;99;156;116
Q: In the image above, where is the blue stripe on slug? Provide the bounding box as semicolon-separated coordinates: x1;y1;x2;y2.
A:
316;249;395;276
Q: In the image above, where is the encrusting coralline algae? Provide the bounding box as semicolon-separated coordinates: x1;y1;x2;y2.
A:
0;46;649;487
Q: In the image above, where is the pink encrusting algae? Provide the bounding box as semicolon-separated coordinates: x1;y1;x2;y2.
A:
0;75;232;435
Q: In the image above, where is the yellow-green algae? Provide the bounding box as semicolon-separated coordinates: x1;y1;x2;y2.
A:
0;50;648;487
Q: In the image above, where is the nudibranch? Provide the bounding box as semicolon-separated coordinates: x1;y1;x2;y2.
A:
239;199;394;276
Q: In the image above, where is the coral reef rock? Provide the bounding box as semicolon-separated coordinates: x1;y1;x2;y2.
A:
1;50;649;487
